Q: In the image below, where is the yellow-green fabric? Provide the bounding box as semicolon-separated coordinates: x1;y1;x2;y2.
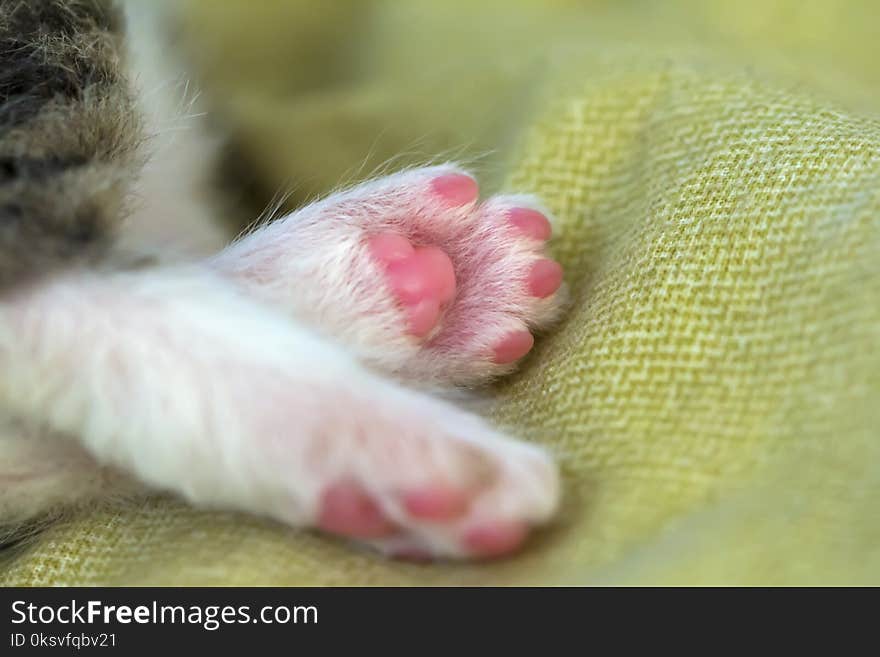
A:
2;0;879;585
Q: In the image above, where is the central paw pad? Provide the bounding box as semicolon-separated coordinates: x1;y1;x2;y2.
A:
369;235;456;337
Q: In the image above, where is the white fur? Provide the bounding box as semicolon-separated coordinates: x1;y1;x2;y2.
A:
115;0;229;262
0;266;557;557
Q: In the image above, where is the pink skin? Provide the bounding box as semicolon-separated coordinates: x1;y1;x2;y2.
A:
528;260;564;299
493;330;535;365
431;173;480;206
464;523;529;558
508;208;552;241
319;483;470;539
318;482;396;539
369;239;456;338
403;486;471;520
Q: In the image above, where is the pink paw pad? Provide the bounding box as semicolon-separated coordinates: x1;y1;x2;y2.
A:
508;208;552;241
493;330;535;364
403;486;470;521
464;522;529;559
318;482;396;539
528;259;564;298
431;174;479;206
370;234;457;338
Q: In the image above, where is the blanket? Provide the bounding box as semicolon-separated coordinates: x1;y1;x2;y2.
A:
2;0;878;585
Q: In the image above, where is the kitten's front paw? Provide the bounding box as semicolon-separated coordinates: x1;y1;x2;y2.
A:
214;165;567;386
304;401;559;561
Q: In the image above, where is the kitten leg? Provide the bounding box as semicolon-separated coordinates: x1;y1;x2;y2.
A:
0;268;558;559
209;165;567;387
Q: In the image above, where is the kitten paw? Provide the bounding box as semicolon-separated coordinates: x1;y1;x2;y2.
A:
304;401;559;560
358;170;566;384
215;165;567;386
366;233;456;338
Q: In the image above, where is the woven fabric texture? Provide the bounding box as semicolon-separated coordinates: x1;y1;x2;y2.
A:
2;0;878;585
